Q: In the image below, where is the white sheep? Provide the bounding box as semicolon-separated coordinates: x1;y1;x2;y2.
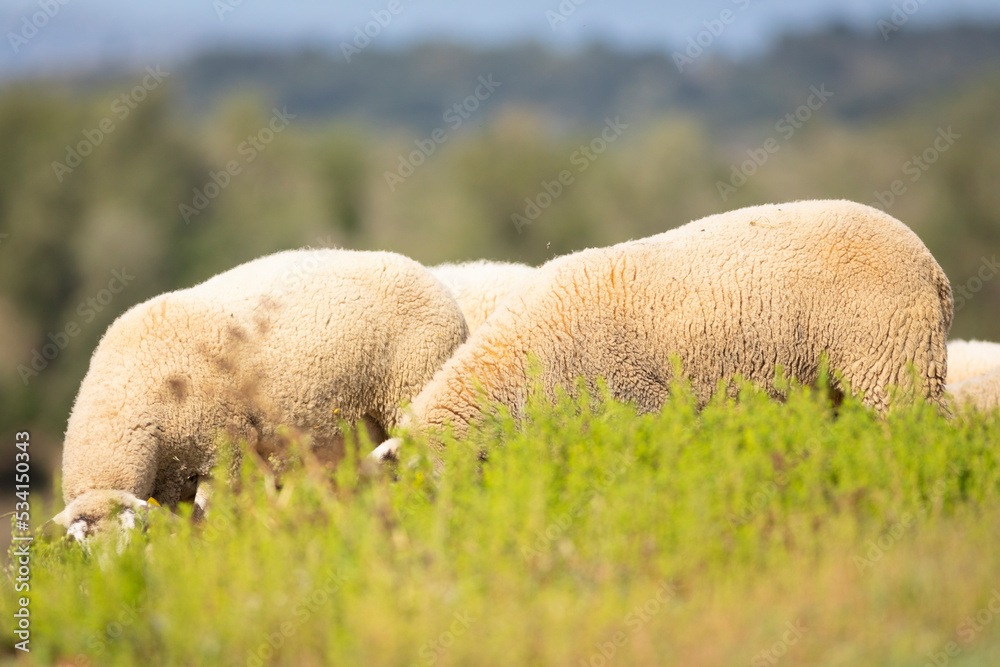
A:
946;339;1000;385
54;248;468;538
948;366;1000;413
430;260;536;333
373;200;952;458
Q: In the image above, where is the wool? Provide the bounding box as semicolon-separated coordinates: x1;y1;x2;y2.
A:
946;339;1000;384
56;248;467;536
430;260;536;333
948;366;1000;413
389;200;952;448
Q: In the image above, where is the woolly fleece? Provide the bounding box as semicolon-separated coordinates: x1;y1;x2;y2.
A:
399;200;953;442
58;248;467;534
946;339;1000;385
948;366;1000;413
430;260;536;332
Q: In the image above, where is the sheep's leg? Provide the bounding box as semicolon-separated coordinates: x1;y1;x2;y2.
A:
368;437;402;462
117;507;140;552
66;519;90;544
192;479;212;523
116;496;156;551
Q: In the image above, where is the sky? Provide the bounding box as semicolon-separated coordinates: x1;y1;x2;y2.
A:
2;0;1000;77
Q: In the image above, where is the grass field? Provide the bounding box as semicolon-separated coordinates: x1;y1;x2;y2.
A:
4;381;1000;666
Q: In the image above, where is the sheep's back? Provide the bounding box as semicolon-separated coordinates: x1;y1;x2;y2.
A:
409;200;952;436
625;199;952;407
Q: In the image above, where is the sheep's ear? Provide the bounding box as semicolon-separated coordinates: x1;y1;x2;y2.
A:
50;503;76;528
122;493;149;511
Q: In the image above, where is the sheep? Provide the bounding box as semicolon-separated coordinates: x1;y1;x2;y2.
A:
54;248;468;539
946;339;1000;385
373;200;952;458
430;260;536;333
948;366;1000;413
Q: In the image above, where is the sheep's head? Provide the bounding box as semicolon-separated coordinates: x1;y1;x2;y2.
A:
51;490;156;542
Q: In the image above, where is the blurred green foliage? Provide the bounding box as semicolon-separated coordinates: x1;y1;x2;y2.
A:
0;59;999;491
4;383;1000;664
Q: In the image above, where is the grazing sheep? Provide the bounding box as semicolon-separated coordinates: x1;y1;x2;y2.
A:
946;339;1000;385
374;200;952;457
948;366;1000;413
430;260;536;333
54;249;468;538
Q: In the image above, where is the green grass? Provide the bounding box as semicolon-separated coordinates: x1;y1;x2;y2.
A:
4;381;1000;666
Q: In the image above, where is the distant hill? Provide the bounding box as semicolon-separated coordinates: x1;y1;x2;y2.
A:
49;24;1000;133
